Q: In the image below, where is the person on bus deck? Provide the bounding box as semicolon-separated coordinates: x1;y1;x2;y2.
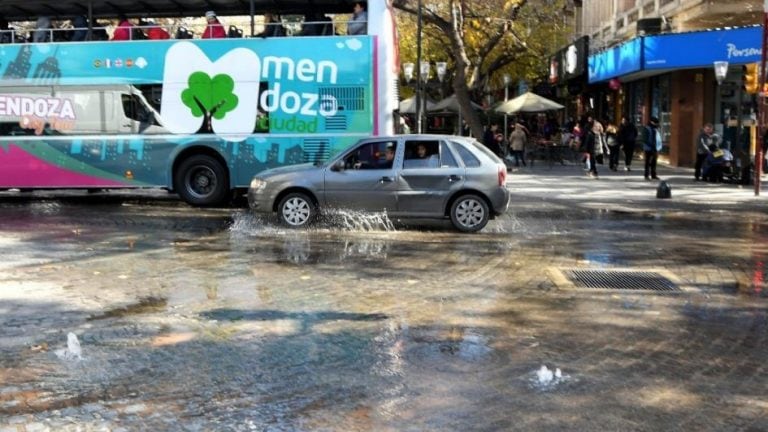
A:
112;14;134;41
144;19;170;40
347;1;367;35
70;16;89;41
299;13;330;36
0;18;12;44
202;10;227;39
256;12;285;37
32;16;52;43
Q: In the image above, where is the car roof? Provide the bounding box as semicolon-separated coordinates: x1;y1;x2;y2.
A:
367;134;474;141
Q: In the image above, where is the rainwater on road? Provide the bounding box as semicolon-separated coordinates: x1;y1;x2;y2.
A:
0;185;766;431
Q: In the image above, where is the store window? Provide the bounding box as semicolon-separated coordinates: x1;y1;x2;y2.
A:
651;75;671;151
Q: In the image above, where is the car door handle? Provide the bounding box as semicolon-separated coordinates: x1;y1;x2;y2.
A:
380;176;395;183
447;175;462;182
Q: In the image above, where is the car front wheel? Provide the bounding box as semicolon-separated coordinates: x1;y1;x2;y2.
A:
278;192;316;228
450;194;489;233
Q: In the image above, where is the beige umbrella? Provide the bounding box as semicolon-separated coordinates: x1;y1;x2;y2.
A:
495;92;564;114
429;94;482;112
399;96;436;114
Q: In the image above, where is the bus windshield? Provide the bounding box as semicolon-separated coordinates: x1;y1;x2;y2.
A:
0;0;398;206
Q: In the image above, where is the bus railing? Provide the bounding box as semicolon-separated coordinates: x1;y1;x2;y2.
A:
0;18;366;43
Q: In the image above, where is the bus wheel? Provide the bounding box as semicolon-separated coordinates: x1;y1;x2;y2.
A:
174;154;229;206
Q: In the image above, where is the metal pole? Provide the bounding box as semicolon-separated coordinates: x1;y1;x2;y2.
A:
249;0;255;37
503;84;509;147
756;1;768;195
415;0;423;134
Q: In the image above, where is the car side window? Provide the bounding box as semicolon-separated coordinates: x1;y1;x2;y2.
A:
453;141;481;168
440;141;459;168
343;141;398;170
403;140;440;169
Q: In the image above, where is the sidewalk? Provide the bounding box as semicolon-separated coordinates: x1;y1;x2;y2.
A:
505;160;767;213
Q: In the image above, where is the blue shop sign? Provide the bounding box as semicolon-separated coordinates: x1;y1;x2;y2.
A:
588;38;642;83
644;26;761;69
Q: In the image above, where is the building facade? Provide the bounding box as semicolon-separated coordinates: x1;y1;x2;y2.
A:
560;0;763;167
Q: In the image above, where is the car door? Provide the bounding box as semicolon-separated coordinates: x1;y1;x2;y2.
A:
323;139;400;213
396;139;466;216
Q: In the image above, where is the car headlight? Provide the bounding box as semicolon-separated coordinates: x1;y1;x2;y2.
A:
249;178;267;191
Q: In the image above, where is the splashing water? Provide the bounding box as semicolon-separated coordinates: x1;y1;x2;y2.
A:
531;365;567;390
327;209;396;232
55;332;82;361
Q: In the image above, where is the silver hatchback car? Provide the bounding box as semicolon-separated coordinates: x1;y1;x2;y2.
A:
247;134;510;232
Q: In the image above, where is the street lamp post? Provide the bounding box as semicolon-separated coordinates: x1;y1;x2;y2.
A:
503;74;511;148
714;61;728;85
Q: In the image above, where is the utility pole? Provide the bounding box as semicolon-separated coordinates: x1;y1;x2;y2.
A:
415;0;423;134
756;0;768;195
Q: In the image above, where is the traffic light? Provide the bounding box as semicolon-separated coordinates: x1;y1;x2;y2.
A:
742;63;759;94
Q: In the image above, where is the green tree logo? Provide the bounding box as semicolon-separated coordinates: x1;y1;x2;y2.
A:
181;71;239;133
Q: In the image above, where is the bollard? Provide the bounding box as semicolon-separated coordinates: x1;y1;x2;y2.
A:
656;180;672;199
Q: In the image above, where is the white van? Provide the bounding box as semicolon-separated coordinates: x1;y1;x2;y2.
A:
0;84;167;135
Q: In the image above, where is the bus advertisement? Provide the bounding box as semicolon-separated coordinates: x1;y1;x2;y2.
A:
0;6;397;206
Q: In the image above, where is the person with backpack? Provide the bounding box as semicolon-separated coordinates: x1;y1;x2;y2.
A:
639;116;662;181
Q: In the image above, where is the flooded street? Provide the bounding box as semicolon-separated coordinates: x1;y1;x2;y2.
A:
0;184;767;431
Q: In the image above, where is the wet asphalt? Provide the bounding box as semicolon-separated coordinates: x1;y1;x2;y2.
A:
0;163;766;431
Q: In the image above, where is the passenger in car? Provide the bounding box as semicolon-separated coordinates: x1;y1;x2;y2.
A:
404;143;438;168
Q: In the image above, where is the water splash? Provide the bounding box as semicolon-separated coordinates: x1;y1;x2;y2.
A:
326;209;396;232
55;332;82;361
530;364;567;390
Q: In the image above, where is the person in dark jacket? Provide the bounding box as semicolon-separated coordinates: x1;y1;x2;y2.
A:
639;116;661;180
482;123;503;157
617;116;637;171
257;12;285;37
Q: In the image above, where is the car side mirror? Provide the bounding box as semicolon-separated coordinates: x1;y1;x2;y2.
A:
330;160;345;171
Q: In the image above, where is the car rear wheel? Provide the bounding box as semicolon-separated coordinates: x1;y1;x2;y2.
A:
450;194;489;233
174;154;229;206
278;192;316;228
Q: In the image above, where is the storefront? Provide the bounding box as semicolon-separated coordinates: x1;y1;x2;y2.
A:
549;36;590;123
587;25;762;167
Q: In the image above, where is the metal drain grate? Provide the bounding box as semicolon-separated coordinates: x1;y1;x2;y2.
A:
563;269;680;292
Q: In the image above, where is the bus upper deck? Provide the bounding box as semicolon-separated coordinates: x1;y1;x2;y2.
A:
0;0;399;206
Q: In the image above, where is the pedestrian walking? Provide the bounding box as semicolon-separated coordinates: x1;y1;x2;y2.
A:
695;123;715;181
606;122;621;171
589;115;605;167
483;123;503;157
508;123;527;168
639;116;662;180
584;117;599;178
618;116;637;171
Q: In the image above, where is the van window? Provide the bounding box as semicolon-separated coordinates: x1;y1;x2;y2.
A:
122;94;152;123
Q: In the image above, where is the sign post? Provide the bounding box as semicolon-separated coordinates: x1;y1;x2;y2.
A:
756;0;768;195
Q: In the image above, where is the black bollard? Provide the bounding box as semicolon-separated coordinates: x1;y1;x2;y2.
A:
656;180;672;199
